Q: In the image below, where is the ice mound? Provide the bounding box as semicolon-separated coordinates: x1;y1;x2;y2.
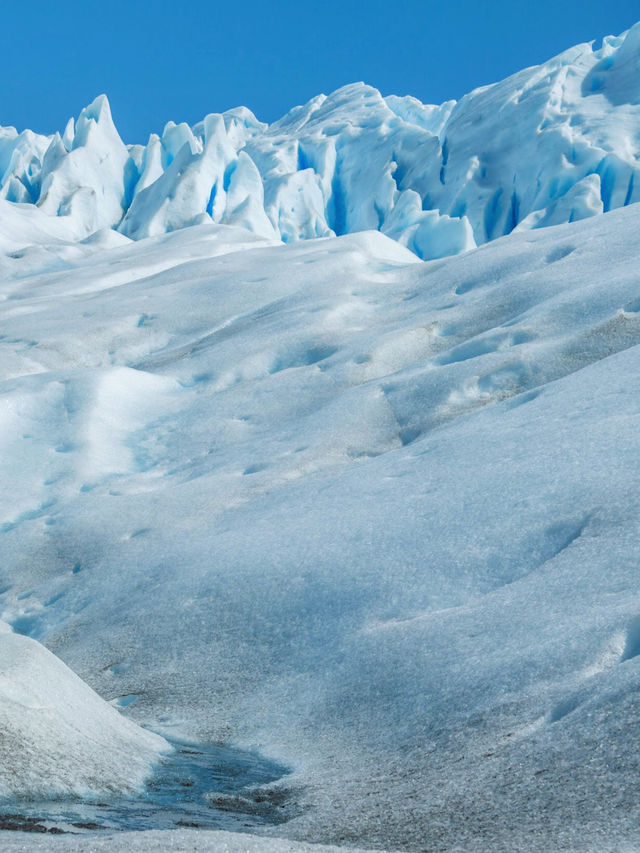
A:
0;624;168;800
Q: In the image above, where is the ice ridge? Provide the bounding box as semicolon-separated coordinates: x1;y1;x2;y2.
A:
1;24;640;259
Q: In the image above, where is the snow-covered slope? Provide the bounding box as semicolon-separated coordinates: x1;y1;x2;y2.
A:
1;24;640;258
1;198;640;849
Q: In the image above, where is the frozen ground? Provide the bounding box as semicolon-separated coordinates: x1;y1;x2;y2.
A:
2;20;640;853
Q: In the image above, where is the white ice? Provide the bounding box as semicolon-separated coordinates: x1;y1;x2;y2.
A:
1;26;640;258
0;200;639;849
0;828;373;852
0;625;167;800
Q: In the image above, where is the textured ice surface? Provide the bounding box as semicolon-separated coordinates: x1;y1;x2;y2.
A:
1;25;640;257
0;734;291;834
0;829;373;852
0;627;167;800
1;203;640;849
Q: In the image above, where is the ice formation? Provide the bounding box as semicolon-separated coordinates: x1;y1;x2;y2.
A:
0;623;168;799
1;24;640;258
1;19;640;853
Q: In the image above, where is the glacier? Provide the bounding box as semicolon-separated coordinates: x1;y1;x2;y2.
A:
2;20;640;853
2;24;640;259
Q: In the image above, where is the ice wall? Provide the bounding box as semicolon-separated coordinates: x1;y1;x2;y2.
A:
1;25;640;259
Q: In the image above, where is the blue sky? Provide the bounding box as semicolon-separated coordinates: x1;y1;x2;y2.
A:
4;1;640;142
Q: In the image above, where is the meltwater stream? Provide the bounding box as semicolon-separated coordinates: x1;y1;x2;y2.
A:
0;737;293;835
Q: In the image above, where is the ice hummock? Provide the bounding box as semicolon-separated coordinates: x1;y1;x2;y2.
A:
0;623;168;800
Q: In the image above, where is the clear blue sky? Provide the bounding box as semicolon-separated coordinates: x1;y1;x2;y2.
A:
4;1;640;143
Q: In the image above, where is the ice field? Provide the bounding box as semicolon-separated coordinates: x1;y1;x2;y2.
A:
2;21;640;853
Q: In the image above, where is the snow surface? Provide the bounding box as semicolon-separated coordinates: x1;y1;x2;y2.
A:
2;25;640;258
2;19;640;853
0;627;168;799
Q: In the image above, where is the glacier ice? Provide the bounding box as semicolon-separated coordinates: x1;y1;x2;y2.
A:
1;26;640;257
0;623;168;800
0;828;371;851
1;202;640;848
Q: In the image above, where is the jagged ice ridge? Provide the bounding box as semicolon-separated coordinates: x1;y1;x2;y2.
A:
2;22;640;259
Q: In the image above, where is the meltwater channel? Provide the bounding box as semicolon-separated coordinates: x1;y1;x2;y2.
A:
0;736;294;836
